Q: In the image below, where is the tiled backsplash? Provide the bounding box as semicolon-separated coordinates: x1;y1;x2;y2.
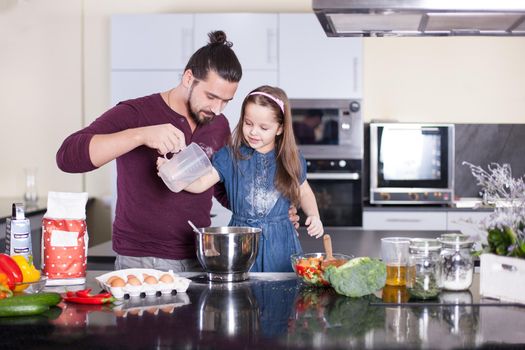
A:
454;124;525;197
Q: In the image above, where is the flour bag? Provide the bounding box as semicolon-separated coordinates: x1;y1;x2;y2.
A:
42;191;89;286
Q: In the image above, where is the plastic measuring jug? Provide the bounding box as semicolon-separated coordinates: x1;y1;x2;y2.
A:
159;143;213;192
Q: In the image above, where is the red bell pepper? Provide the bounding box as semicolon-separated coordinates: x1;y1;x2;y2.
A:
0;273;13;299
63;289;114;304
75;288;93;298
63;296;114;305
0;254;23;290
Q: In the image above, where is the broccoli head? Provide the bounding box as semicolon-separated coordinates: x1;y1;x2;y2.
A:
324;257;386;297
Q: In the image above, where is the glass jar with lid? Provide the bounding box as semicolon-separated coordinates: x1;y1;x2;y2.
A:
439;233;474;291
407;238;442;300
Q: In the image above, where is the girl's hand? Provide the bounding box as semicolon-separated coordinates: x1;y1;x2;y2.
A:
156;156;169;174
305;216;324;239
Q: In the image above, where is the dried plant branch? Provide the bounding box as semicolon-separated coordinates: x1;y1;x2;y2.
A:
463;162;525;247
462;162;525;205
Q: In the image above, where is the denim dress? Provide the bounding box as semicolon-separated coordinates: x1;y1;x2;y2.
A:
212;145;305;272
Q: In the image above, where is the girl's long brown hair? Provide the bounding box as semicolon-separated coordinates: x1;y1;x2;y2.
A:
230;85;302;206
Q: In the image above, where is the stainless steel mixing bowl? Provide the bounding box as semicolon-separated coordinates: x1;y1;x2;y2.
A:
195;226;261;282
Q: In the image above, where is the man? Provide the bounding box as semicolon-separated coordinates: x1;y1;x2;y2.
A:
57;31;298;272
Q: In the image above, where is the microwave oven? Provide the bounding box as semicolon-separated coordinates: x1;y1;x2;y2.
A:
369;123;455;205
290;99;363;160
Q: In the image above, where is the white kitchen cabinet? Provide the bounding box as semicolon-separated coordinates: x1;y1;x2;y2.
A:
363;210;448;231
363;208;494;233
194;14;278;71
447;210;493;238
111;14;194;70
278;13;363;99
111;71;182;105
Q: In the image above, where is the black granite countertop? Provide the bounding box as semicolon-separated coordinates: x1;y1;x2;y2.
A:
1;271;524;349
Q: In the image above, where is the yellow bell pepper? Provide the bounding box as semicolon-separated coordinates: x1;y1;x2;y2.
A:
11;255;41;292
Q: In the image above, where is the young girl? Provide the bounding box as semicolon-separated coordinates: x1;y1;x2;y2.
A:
159;85;324;272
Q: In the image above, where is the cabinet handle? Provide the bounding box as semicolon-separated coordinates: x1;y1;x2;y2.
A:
385;219;421;223
267;28;276;65
352;56;358;93
182;28;193;64
307;173;360;180
501;263;518;272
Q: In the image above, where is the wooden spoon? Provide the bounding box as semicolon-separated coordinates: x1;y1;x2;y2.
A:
322;234;335;269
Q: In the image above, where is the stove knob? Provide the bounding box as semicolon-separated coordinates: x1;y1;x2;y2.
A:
380;193;391;201
350;101;360;113
410;193;420;201
339;160;347;168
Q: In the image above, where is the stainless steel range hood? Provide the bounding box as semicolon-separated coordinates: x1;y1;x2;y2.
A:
313;0;525;37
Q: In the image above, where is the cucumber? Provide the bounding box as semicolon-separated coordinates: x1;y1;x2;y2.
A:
0;292;62;308
0;304;50;317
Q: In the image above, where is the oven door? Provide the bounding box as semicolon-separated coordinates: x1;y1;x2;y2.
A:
304;172;363;227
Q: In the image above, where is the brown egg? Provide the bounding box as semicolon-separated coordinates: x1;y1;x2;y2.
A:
159;273;174;284
106;276;118;285
127;275;142;286
146;307;158;315
160;306;175;314
114;310;126;318
110;277;126;287
144;275;158;284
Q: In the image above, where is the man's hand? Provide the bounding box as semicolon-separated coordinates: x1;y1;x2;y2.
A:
288;205;300;229
138;123;186;155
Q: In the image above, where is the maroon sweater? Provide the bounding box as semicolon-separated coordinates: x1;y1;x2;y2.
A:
56;93;230;259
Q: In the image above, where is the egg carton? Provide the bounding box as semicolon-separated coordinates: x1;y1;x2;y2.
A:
95;268;191;300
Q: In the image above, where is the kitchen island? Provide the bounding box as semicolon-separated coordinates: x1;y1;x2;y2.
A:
1;270;524;349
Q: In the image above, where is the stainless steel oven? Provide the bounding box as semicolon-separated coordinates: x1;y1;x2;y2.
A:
291;99;364;227
305;159;363;227
369;123;455;205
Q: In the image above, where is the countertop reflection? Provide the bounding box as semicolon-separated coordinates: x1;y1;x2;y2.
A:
0;272;524;349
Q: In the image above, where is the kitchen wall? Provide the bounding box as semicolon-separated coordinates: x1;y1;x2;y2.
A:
363;37;525;123
1;0;525;243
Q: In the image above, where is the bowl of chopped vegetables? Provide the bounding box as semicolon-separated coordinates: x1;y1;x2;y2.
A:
291;253;353;287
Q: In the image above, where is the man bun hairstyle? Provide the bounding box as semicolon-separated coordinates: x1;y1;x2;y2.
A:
208;31;231;47
185;30;242;82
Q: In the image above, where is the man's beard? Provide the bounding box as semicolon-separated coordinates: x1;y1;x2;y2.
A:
187;84;215;126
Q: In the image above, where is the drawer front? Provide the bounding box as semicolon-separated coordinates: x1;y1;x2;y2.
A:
447;211;492;236
363;211;447;231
